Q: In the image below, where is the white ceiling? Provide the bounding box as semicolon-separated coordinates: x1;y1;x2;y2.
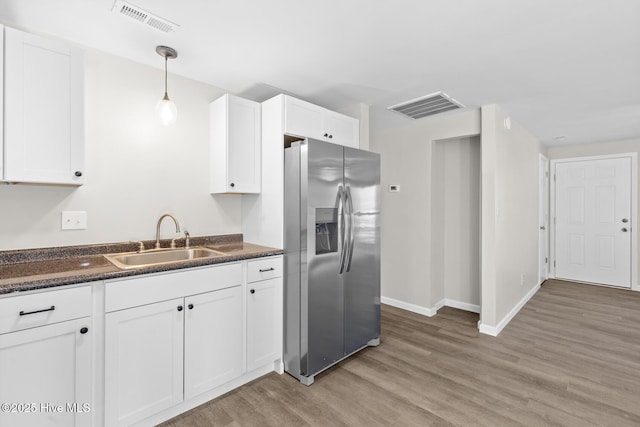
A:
1;0;638;146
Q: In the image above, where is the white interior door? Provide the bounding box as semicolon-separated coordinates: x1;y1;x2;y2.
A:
554;157;632;288
539;155;549;283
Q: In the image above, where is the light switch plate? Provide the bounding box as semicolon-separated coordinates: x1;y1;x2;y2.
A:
61;211;87;230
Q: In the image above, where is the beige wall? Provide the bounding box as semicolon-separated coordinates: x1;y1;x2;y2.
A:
441;136;481;307
370;108;481;310
547;138;640;291
480;105;545;330
0;49;241;250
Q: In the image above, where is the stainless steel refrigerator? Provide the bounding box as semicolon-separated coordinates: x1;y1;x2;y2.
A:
284;138;380;386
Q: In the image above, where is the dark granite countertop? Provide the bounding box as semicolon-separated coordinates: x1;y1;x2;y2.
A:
0;234;283;295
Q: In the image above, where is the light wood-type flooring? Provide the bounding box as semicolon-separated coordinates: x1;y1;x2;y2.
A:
161;279;640;426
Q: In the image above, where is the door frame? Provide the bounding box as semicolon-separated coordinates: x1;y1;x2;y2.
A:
550;153;638;290
539;154;549;285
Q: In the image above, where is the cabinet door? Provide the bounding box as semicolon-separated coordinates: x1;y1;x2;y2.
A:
284;96;324;140
0;25;4;180
247;277;281;372
3;27;84;185
284;95;359;148
324;112;359;148
105;298;184;427
0;317;92;427
227;96;261;193
210;94;261;194
184;286;243;400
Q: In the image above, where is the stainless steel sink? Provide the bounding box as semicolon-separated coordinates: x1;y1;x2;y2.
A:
104;247;225;270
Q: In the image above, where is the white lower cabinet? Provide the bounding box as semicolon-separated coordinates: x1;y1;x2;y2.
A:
246;256;283;372
104;298;185;427
0;286;92;427
0;255;282;427
104;263;244;427
104;287;243;426
247;277;280;371
184;286;242;400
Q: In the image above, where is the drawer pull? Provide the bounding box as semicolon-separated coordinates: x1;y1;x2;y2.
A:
19;305;55;316
259;267;275;272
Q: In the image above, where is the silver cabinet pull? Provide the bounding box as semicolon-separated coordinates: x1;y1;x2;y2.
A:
19;305;55;316
259;267;275;272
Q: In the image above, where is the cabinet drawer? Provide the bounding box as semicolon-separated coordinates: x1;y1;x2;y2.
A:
247;257;283;283
0;286;91;335
105;262;242;312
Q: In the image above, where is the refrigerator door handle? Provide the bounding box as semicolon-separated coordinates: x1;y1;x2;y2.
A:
338;185;347;274
345;186;355;272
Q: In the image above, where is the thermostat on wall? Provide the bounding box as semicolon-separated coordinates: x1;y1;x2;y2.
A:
388;184;400;192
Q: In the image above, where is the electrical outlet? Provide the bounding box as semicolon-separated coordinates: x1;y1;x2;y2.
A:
61;211;87;230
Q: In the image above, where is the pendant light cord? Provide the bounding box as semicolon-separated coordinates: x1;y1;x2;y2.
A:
164;56;168;97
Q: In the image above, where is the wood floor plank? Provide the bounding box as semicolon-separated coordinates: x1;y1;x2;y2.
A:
160;280;640;426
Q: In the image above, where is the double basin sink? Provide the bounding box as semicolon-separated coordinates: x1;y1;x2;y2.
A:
104;247;226;270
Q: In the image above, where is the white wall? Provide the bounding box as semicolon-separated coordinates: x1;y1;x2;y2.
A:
480;105;545;334
0;48;241;250
370;108;480;312
337;103;370;150
547;138;640;291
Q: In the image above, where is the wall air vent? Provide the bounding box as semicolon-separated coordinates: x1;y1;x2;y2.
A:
111;0;179;33
388;92;465;119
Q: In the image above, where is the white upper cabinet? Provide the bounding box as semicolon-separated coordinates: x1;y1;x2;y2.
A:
0;26;4;181
2;26;84;185
210;94;261;194
284;95;359;148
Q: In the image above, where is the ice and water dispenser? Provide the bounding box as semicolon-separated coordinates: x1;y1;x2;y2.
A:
315;208;338;254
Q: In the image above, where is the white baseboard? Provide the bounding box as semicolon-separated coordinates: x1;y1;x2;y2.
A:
381;296;480;316
478;283;540;337
381;296;439;317
444;299;480;313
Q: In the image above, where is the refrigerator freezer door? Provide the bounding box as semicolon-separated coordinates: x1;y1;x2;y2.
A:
283;145;302;378
304;140;346;376
343;147;381;355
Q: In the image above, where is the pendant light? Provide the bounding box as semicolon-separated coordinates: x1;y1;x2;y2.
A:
155;45;178;126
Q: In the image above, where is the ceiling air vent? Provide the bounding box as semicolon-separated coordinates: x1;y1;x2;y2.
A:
111;0;179;33
388;92;464;119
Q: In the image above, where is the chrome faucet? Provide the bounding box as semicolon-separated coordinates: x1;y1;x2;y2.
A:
155;213;181;249
184;230;190;248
